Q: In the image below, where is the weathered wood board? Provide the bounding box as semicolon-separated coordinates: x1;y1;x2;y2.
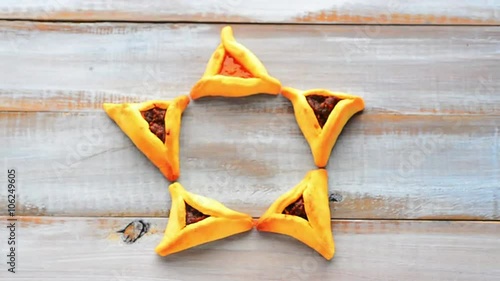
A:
1;217;499;281
0;23;499;114
1;23;499;219
0;2;499;279
0;0;499;25
1;109;499;219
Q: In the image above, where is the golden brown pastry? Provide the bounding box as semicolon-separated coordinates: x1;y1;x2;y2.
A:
190;26;281;99
282;87;365;168
155;182;254;256
256;169;334;260
102;95;190;181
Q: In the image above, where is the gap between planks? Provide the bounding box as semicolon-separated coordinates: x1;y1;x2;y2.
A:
6;216;500;222
1;18;499;27
0;0;499;25
4;215;500;229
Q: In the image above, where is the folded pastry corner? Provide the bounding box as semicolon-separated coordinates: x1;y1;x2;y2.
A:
282;87;364;168
155;182;253;256
256;169;334;260
103;95;190;181
190;26;281;99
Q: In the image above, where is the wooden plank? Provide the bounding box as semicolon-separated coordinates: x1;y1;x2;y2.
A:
1;217;499;280
0;0;499;25
0;23;499;114
1;110;499;219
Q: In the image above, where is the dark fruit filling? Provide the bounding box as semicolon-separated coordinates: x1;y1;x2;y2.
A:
141;107;167;142
306;95;342;128
185;203;210;225
282;196;308;220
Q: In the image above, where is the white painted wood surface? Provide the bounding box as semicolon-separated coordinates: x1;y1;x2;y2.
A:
0;23;499;219
1;217;499;281
0;0;499;25
0;3;499;279
0;23;499;114
1;109;499;219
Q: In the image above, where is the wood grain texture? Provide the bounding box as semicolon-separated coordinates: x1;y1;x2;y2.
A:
1;109;499;219
0;23;499;114
0;0;499;25
1;2;498;279
1;217;499;280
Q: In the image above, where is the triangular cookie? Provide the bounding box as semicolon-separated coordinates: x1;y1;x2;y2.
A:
190;26;281;99
282;87;364;168
256;169;334;260
102;95;190;181
156;183;254;256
